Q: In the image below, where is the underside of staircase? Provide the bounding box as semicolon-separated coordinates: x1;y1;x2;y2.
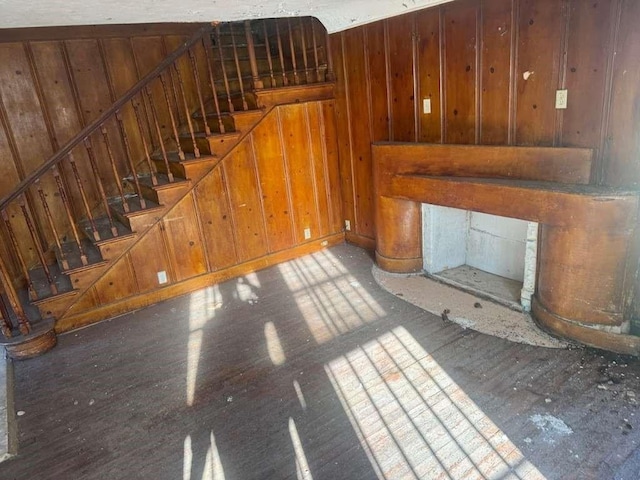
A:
0;19;339;359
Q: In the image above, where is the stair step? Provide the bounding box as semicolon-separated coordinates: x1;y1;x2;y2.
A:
28;262;74;302
56;238;109;290
151;152;219;182
136;173;192;205
207;92;259;113
33;290;79;320
80;216;136;261
254;81;335;108
193;108;265;132
109;196;165;233
179;131;242;157
189;114;236;134
56;238;105;273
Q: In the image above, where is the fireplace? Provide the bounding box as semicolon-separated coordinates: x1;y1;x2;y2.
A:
372;142;640;355
422;205;538;311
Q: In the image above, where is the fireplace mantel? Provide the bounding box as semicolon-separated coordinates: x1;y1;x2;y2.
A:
373;143;640;355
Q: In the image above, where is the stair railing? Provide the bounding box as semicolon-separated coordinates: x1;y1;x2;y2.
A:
0;23;218;338
211;17;333;96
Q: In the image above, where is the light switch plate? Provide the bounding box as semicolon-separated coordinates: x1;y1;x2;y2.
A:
423;98;432;114
157;271;168;284
555;89;568;109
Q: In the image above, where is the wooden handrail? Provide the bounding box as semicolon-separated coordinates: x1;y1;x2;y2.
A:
0;23;212;211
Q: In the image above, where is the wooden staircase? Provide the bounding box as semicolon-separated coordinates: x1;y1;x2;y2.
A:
0;17;335;359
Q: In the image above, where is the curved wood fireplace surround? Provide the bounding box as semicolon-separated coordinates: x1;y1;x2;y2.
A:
373;143;640;355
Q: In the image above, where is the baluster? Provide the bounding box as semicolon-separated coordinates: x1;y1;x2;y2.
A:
0;294;13;338
1;208;36;300
157;75;185;162
18;194;58;294
262;21;276;87
215;25;235;112
287;19;300;85
35;178;69;270
299;18;311;83
0;255;31;335
325;29;335;81
145;86;175;181
84;137;119;237
68;151;100;241
132;99;159;186
228;23;249;111
173;64;200;158
188;48;212;136
201;37;226;134
101;126;130;213
311;20;321;82
52;165;87;267
115;111;146;209
275;20;289;86
244;20;264;90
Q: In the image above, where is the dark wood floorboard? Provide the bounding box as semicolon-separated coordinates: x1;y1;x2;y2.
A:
1;244;640;479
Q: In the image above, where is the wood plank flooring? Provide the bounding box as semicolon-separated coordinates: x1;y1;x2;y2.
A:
0;244;639;479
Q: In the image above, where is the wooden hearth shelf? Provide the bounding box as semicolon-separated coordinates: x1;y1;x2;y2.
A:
373;143;640;355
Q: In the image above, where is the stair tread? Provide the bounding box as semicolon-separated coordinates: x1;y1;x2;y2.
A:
193;107;264;120
80;216;135;245
57;238;107;274
152;151;218;164
109;196;163;217
179;131;242;140
28;262;75;301
137;173;191;190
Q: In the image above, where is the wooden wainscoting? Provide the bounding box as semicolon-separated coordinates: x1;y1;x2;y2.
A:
56;100;343;332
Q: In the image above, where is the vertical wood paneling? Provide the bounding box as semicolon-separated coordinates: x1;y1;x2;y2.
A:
161;194;207;282
331;33;355;233
480;0;513;145
443;1;478;144
387;15;416;142
332;0;640;240
93;258;138;305
128;224;172;292
562;0;613;151
365;22;390;142
415;8;442;143
0;43;53;176
279;104;319;243
223;140;269;262
320;101;344;235
604;0;640;187
306;102;331;237
343;27;375;239
251;113;295;252
515;0;564;145
194;168;238;270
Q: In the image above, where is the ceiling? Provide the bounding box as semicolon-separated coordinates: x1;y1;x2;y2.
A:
0;0;452;33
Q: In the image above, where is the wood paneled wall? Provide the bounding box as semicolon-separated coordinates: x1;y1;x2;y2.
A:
331;0;640;245
59;101;343;330
0;24;201;200
0;23;207;276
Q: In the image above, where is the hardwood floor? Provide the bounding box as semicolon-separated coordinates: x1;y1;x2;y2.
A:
1;244;639;479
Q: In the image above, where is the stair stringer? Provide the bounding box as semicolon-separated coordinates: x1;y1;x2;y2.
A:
55;92;343;333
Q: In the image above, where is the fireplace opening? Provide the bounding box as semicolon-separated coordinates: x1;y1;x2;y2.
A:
422;204;538;311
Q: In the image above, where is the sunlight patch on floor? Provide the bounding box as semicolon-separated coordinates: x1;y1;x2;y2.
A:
289;417;314;480
187;285;223;406
278;250;386;344
183;432;226;480
325;326;545;480
265;321;286;366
